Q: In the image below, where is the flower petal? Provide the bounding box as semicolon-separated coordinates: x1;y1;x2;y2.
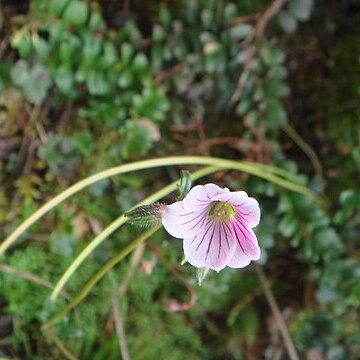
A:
211;190;248;206
162;202;207;239
228;219;260;268
211;191;260;227
182;184;225;212
183;220;236;271
234;197;261;228
227;251;251;268
234;220;260;259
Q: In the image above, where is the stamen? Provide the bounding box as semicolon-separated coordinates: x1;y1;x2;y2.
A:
208;201;235;221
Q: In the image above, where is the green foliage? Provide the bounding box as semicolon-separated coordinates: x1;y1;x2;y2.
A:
125;267;203;359
10;61;52;103
7;0;169;156
0;0;358;358
278;0;314;33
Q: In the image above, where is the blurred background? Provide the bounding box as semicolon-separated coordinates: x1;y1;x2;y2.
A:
0;0;359;359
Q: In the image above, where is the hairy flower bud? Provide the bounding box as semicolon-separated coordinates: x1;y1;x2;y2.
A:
125;203;166;228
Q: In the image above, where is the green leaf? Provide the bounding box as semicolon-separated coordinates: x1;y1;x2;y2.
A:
11;33;32;57
55;66;74;95
339;189;358;206
263;76;289;97
50;234;77;257
11;60;30;86
289;0;313;21
63;0;89;26
229;24;252;40
49;0;71;15
326;347;347;360
159;7;171;28
118;70;134;88
278;193;293;213
316;287;337;304
290;234;301;247
32;34;50;58
151;44;163;71
279;213;299;237
261;46;286;66
121;43;134;65
101;42;118;67
278;11;298;34
132;53;149;72
121;121;153;156
89;10;105;29
71;131;92;154
173;39;188;60
351;147;360;168
201;9;214;28
268;65;288;80
24;64;52;103
236;99;252;116
58;33;81;63
152;24;166;42
83;34;102;60
314;228;340;250
264;98;287;127
223;3;237;22
237;306;259;344
86;70;110;95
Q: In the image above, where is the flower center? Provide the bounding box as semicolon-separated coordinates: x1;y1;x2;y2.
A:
208;201;235;221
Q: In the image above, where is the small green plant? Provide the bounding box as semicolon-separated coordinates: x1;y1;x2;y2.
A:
0;0;358;358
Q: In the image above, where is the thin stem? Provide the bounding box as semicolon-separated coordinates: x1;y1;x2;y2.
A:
255;265;299;360
231;0;287;102
282;123;323;180
242;161;299;182
109;271;131;360
50;214;126;301
50;166;217;301
0;263;53;289
1;156;314;256
45;326;77;360
45;226;160;326
119;243;145;296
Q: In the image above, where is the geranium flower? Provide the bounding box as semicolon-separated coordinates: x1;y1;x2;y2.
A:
162;184;261;271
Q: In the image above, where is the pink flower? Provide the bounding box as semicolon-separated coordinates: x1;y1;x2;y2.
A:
162;184;261;271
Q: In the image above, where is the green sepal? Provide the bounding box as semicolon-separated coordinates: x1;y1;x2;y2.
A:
125;203;165;229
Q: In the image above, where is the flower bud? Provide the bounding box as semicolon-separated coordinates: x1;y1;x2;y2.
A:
178;170;192;199
125;203;166;228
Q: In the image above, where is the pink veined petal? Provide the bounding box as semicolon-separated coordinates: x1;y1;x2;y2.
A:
227;222;260;268
230;218;260;263
183;220;236;271
203;183;226;198
182;184;225;212
234;197;261;228
227;251;251;268
162;202;208;239
211;191;260;227
211;191;248;207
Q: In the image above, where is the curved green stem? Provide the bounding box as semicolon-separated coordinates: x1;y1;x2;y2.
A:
45;225;161;326
242;161;299;182
282;123;323;180
1;156;314;256
50;166;217;301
